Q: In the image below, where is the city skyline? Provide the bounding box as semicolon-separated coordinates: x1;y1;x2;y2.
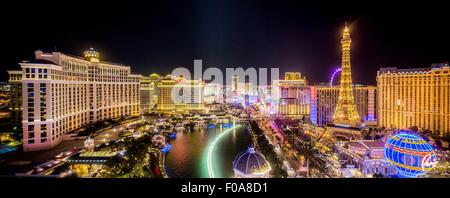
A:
1;1;450;85
1;1;450;189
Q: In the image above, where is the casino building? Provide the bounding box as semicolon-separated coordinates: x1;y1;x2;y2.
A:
204;83;223;104
377;63;450;136
310;85;377;127
20;49;140;151
7;70;23;125
334;140;397;177
384;132;438;178
139;75;151;113
227;75;258;104
272;72;310;118
156;75;204;113
139;73;162;113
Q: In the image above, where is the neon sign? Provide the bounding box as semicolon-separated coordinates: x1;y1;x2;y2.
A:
421;153;438;171
384;131;438;178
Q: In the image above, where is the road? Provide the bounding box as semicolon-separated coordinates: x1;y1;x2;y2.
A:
248;107;334;178
255;119;303;174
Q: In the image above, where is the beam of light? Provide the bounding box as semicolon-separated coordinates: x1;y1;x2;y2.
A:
206;124;241;178
329;68;342;86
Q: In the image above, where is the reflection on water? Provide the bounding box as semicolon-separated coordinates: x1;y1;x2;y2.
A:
165;124;251;178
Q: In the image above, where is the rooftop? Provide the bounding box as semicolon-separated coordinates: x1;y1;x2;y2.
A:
22;59;56;65
360;140;385;149
378;63;449;74
233;147;271;175
347;140;385;151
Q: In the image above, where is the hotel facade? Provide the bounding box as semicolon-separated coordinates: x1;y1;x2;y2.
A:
334;140;397;177
140;75;151;113
204;83;223;104
156;76;204;113
7;70;23;124
273;72;310;118
310;85;377;127
20;49;140;151
227;75;258;104
377;63;450;136
139;73;162;113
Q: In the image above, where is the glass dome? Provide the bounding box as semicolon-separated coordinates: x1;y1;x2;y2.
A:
232;147;271;178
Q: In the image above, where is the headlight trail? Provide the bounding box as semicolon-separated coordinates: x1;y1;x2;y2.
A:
207;124;241;178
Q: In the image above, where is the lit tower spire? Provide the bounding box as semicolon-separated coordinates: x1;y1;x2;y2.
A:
332;22;360;125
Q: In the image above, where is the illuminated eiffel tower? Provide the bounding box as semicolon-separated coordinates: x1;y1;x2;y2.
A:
332;22;360;126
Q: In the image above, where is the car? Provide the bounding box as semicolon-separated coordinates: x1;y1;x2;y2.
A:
55;152;64;159
53;160;62;165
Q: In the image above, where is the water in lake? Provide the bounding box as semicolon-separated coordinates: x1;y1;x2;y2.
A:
164;124;251;178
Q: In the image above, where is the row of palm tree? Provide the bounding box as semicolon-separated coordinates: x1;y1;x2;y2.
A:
249;120;288;178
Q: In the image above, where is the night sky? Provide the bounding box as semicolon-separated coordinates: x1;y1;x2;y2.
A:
1;0;449;85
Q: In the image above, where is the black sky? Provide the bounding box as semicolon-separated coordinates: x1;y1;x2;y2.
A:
1;0;449;85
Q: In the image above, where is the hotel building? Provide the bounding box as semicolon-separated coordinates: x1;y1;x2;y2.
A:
334;140;397;177
7;70;23;124
310;85;377;127
226;74;258;104
156;76;204;113
140;73;163;113
257;85;277;115
272;72;310;118
139;75;151;113
232;75;239;96
139;76;152;113
204;83;223;104
149;73;161;110
227;75;258;97
20;49;140;151
377;63;450;136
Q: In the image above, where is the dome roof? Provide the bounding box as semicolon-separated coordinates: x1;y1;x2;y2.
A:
149;73;161;79
233;147;271;175
83;48;100;62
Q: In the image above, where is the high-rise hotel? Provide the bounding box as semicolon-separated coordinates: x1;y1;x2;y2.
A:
377;63;450;136
156;75;204;113
273;72;310;118
7;70;23;124
310;85;377;127
139;74;162;113
19;49;140;151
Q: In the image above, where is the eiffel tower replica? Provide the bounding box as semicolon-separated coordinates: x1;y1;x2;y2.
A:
327;22;362;140
333;22;360;125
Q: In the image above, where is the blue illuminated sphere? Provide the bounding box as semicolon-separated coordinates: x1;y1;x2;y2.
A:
384;131;438;178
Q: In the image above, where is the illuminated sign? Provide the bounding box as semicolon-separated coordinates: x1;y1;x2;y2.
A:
384;131;438;178
421;153;438;171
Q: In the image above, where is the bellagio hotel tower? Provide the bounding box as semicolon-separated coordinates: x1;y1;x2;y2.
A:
18;49;140;151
